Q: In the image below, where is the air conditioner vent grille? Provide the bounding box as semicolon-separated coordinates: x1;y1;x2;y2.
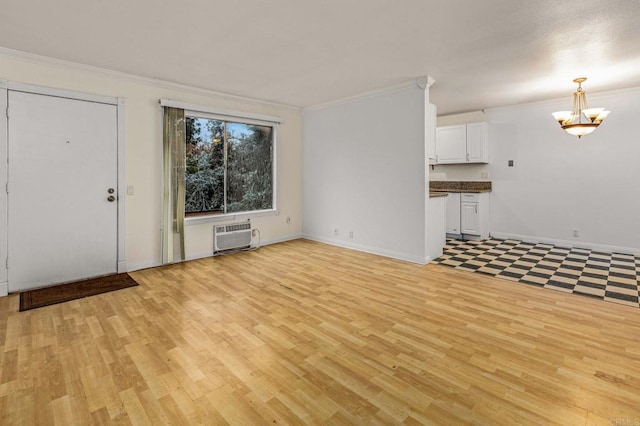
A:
226;222;251;232
213;221;252;253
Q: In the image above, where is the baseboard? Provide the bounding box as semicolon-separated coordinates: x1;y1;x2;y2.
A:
188;233;304;261
303;234;427;265
126;259;162;272
127;234;304;272
0;281;7;297
117;260;128;273
490;232;640;256
258;233;303;246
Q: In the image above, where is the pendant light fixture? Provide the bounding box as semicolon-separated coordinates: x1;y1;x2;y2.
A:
552;77;610;138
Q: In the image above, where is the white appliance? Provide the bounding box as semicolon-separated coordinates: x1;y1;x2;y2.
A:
213;221;252;253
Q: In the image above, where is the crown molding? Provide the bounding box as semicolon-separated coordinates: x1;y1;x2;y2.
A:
303;80;426;112
0;47;301;112
484;85;640;114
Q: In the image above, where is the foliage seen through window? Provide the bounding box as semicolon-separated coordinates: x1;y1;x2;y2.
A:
185;116;273;215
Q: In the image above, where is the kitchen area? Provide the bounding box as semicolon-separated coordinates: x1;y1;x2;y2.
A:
426;108;492;261
424;95;640;309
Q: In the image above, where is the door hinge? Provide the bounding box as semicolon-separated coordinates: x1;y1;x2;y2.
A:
5;258;7;269
5;106;8;119
5;182;8;194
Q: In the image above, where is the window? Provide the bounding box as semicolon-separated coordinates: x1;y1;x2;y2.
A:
184;114;274;217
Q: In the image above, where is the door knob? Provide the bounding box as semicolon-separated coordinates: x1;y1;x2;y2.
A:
107;188;115;194
107;195;116;202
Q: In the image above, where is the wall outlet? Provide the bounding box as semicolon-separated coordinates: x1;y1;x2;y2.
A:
334;228;339;236
573;229;579;237
480;172;489;179
286;216;291;224
349;231;354;238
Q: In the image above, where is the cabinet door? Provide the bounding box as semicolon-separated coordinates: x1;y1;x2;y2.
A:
461;202;480;235
445;193;461;234
466;122;488;163
436;125;466;164
427;196;446;259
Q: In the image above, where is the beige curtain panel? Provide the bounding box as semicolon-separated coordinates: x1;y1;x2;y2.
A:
162;106;186;264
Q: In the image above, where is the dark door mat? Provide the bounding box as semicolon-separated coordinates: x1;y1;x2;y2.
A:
19;273;139;312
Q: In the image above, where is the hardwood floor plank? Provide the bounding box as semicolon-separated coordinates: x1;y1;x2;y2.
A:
119;387;151;425
2;239;640;424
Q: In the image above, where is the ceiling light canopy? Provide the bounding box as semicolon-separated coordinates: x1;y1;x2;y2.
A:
552;77;610;138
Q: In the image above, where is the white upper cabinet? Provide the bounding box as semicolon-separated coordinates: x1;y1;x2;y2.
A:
465;122;488;163
435;124;467;164
436;122;488;164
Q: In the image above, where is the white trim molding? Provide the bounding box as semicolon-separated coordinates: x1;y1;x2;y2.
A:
7;81;118;105
0;47;300;111
116;98;128;273
160;98;284;124
185;233;303;262
0;86;7;296
127;234;303;272
303;80;419;113
302;234;428;265
490;232;640;256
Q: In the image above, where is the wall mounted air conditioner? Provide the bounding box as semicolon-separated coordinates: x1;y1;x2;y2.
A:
213;220;252;253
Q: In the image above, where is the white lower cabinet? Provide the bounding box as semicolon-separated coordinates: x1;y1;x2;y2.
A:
445;193;461;235
445;192;489;240
427;195;446;260
461;200;480;234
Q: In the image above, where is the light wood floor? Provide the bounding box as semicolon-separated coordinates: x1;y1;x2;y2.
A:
1;239;640;425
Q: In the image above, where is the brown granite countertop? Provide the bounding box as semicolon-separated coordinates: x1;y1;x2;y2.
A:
429;192;448;198
429;181;492;193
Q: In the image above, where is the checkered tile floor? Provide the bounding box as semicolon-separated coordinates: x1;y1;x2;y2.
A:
434;238;640;308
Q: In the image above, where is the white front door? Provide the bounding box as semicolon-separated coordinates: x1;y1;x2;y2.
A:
7;91;119;292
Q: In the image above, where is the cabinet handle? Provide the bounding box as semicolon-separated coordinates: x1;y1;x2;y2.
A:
475;204;478;214
466;152;470;161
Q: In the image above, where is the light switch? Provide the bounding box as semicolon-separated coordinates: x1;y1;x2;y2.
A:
127;185;135;195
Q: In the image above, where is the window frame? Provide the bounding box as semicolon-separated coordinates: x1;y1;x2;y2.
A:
183;110;278;225
159;99;281;227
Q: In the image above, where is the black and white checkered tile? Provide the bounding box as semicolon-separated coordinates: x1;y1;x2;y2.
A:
434;238;640;308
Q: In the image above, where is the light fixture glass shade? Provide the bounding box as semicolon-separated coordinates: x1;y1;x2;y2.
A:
582;108;604;122
552;111;573;124
563;124;598;137
595;110;610;123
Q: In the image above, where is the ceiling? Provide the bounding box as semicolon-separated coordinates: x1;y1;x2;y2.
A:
1;0;640;115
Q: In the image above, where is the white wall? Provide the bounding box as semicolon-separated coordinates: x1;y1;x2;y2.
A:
303;85;429;264
0;50;304;271
487;88;640;253
430;163;490;181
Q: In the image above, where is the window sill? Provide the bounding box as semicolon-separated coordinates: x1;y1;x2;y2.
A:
184;209;279;226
